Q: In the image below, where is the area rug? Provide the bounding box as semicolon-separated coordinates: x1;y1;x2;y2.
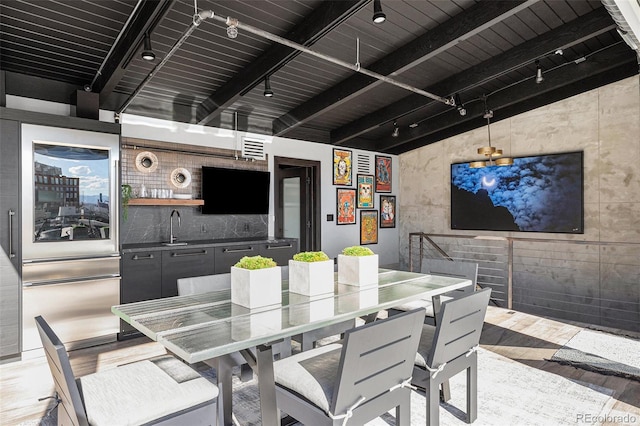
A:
39;347;615;426
549;329;640;382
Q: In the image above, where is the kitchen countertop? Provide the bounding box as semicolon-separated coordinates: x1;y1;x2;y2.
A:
121;237;297;253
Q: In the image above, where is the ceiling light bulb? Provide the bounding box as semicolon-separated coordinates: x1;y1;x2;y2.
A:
373;0;386;23
263;76;274;97
141;33;155;61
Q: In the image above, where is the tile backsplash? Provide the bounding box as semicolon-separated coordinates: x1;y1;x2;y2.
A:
120;137;269;245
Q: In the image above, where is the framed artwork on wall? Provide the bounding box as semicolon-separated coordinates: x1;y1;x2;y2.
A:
375;155;392;192
379;195;396;228
356;174;374;208
336;188;356;225
360;210;378;244
333;148;352;186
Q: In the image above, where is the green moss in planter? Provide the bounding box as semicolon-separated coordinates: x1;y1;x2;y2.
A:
292;251;330;262
234;255;277;270
342;246;374;256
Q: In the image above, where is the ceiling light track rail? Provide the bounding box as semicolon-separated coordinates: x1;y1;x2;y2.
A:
208;13;454;107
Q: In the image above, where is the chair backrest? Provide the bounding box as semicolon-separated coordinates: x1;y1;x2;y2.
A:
331;308;424;416
177;273;231;295
428;288;491;368
35;315;89;426
421;258;478;295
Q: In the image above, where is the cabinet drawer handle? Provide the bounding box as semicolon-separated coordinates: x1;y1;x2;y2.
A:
171;250;207;257
132;254;154;260
223;246;254;253
266;244;293;250
8;209;15;259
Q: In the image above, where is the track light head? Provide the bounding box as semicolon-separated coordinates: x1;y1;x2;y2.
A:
454;93;466;116
373;0;386;24
535;59;544;84
263;76;274;97
141;33;155;61
392;121;399;137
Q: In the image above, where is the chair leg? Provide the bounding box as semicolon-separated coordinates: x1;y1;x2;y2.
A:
467;357;478;423
440;379;451;402
396;397;410;426
426;378;440;426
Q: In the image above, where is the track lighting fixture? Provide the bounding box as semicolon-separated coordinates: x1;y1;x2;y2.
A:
535;60;544;84
141;32;155;61
454;93;467;116
263;76;274;97
392;121;399;137
373;0;386;24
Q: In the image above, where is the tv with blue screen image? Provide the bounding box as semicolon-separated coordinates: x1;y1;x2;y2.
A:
450;151;584;234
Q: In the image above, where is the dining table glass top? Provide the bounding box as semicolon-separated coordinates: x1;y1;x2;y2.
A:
112;268;471;364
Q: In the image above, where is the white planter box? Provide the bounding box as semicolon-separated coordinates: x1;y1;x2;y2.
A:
288;259;335;296
337;254;379;286
231;266;282;309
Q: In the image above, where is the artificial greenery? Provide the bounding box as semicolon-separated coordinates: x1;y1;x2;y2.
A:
342;246;375;256
234;255;277;270
292;251;330;262
121;184;132;221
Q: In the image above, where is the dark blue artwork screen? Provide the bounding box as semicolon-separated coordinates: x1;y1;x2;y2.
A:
450;151;583;233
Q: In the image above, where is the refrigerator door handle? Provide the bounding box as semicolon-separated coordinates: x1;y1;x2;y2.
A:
8;209;15;258
23;275;121;287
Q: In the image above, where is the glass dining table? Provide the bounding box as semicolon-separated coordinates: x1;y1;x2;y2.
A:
112;268;472;426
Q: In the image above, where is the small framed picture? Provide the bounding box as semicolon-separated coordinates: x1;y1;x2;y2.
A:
360;210;378;245
379;195;396;228
356;174;374;208
375;155;392;193
336;188;356;225
333;148;352;186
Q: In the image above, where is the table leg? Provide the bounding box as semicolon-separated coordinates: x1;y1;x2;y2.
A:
256;344;279;426
206;355;235;426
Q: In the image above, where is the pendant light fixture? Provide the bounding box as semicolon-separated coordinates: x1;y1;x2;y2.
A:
141;32;155;61
469;98;513;168
535;59;544;84
372;0;386;24
263;75;274;97
392;121;399;137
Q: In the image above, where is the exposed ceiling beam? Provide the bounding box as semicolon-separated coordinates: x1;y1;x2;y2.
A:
196;0;369;126
94;0;173;106
330;7;616;145
355;42;637;154
271;0;538;136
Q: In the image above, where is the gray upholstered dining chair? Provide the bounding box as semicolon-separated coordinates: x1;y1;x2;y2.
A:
412;288;491;426
389;257;478;324
272;308;425;425
282;264;357;351
35;315;218;426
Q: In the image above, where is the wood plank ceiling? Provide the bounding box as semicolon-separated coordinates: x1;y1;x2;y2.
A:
1;0;638;155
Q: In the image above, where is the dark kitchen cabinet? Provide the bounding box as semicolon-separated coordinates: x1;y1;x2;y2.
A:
161;247;216;297
120;251;162;336
258;241;299;266
212;244;259;274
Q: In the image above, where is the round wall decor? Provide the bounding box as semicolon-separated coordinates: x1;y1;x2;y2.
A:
170;167;192;188
135;151;158;173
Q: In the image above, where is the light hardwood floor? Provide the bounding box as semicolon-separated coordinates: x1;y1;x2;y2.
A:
1;306;639;425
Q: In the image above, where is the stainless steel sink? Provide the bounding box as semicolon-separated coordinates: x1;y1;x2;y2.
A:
162;242;188;246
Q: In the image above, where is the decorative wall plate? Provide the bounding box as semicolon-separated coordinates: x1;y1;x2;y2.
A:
135;151;158;173
170;167;192;188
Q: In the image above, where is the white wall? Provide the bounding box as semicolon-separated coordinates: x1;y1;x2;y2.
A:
6;97;400;265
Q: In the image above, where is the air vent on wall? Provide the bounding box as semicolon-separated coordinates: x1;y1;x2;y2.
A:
356;153;371;174
242;138;266;160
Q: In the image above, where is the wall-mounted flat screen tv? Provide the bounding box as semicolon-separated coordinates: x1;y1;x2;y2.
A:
201;166;270;214
450;151;584;234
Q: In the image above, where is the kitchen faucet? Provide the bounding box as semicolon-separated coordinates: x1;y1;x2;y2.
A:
170;209;181;244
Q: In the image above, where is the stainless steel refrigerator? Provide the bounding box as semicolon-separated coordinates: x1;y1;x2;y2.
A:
21;124;120;352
